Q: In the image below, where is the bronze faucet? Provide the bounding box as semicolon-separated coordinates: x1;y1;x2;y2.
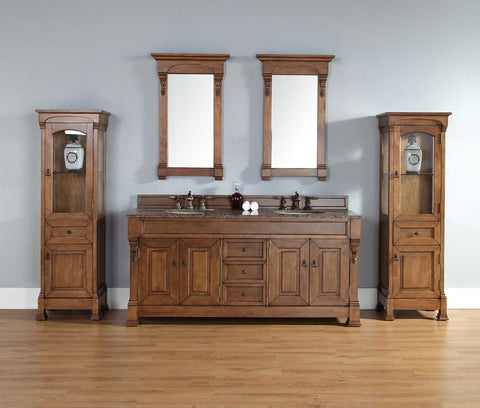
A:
279;196;287;210
292;191;301;210
186;191;194;210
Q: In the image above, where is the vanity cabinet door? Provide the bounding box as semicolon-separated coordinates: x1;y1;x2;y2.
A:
138;239;179;305
179;239;221;306
309;239;349;306
268;239;309;306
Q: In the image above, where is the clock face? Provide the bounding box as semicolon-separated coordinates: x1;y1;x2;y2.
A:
66;151;78;164
408;153;420;165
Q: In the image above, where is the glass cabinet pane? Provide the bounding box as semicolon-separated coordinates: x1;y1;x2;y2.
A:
400;132;434;215
52;130;87;213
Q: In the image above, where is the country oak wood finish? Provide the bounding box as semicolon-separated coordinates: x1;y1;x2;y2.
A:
127;194;361;327
36;110;110;321
151;53;230;180
377;112;451;321
256;54;335;180
1;309;479;408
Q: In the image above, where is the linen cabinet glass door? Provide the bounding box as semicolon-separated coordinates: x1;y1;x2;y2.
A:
395;128;440;219
45;122;93;219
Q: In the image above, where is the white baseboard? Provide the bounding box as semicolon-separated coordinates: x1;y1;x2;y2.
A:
0;287;478;310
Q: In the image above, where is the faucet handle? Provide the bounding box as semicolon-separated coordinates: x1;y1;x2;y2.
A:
303;196;311;210
292;191;301;210
279;196;287;210
199;195;207;211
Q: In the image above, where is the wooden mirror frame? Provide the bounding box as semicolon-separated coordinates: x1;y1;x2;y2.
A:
256;54;335;180
152;53;230;180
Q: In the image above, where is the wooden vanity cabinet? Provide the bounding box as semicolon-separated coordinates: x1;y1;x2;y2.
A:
377;112;450;320
127;195;361;327
36;110;110;320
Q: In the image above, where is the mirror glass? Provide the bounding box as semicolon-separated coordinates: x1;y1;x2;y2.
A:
271;75;317;168
168;74;214;168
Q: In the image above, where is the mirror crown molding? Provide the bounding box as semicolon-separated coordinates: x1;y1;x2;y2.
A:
257;54;335;181
152;53;230;180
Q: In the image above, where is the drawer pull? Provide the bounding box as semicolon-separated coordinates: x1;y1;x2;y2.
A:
66;230;72;235
312;259;317;268
242;247;247;252
241;269;248;275
414;231;419;236
242;292;248;297
302;259;307;267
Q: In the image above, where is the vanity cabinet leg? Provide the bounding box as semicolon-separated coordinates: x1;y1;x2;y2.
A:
436;295;448;321
347;300;361;327
36;296;48;321
385;298;395;321
126;302;139;327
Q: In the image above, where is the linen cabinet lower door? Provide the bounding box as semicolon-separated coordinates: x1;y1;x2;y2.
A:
309;239;349;306
138;239;179;305
392;246;440;299
44;244;92;298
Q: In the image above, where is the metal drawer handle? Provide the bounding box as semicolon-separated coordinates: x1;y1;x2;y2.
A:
242;292;247;297
242;247;247;252
66;230;72;235
414;231;419;236
241;270;248;275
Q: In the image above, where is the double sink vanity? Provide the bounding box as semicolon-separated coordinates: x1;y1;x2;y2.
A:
127;194;361;327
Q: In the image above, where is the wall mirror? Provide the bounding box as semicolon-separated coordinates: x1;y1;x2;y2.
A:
152;53;230;179
256;54;335;180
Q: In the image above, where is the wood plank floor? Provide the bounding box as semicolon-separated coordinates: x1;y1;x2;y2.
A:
0;310;479;407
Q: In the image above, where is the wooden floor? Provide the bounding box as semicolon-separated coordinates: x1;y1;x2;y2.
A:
0;310;479;408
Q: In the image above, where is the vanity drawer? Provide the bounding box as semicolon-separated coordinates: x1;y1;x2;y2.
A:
45;220;92;244
394;221;440;246
223;239;266;261
224;264;265;282
222;284;266;306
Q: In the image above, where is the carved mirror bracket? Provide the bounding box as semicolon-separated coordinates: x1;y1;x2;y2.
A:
152;53;230;180
256;54;335;181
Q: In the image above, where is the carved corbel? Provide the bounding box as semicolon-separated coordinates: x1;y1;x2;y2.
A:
264;74;272;97
214;75;223;96
159;73;167;96
319;75;327;98
130;245;139;264
350;240;360;264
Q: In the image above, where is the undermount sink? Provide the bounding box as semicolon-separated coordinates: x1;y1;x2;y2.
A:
165;209;206;215
274;210;324;215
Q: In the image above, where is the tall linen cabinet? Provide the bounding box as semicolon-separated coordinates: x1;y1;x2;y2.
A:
36;110;110;320
377;112;450;320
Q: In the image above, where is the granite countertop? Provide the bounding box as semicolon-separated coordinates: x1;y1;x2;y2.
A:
127;208;361;220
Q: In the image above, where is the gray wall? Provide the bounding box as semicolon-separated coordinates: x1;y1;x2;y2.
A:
1;0;479;289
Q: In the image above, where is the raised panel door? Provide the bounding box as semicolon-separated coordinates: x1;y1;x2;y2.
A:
393;245;440;299
138;238;179;305
268;239;309;305
309;238;349;306
179;239;221;305
44;244;92;298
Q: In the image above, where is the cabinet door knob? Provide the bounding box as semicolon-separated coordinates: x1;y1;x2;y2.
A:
394;171;400;178
311;260;317;267
241;269;248;275
182;259;187;267
172;258;177;267
242;292;247;297
414;231;419;236
302;259;307;267
45;168;51;176
45;253;50;260
66;230;72;235
394;253;399;261
242;247;247;252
